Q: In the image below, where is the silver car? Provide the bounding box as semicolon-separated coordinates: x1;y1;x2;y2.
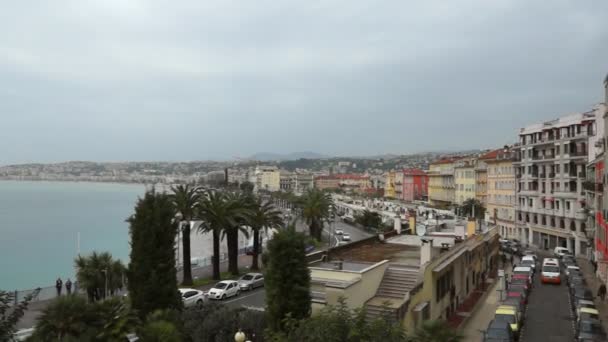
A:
238;273;264;291
179;288;205;308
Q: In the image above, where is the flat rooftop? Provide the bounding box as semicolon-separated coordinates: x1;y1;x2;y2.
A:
310;261;375;272
330;239;421;266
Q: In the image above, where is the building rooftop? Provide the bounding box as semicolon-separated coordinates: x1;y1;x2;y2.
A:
328;239;422;266
309;261;376;272
403;168;427;176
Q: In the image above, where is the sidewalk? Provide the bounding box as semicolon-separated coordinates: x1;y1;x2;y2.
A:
576;257;608;334
460;263;513;342
17;254;254;330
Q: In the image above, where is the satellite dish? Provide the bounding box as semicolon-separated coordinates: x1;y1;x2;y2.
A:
416;224;427;236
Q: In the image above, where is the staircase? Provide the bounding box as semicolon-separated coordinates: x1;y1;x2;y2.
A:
376;265;419;298
364;264;420;322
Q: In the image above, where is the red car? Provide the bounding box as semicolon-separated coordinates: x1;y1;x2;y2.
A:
509;282;530;295
511;274;531;287
507;291;526;307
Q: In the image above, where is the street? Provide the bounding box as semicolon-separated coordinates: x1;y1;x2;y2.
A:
519;257;575;342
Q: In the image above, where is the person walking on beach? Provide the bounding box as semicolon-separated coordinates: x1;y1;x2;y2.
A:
55;277;63;297
65;278;72;295
598;283;606;301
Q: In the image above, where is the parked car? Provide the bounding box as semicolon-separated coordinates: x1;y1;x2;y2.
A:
562;254;577;265
575;300;596;319
207;280;240;300
511;274;532;288
522;250;538;261
501;297;525;319
497;305;523;326
571;287;594;310
238;273;264;291
577;307;600;324
576;318;607;341
554;246;571;258
513;266;533;283
179;288;205;308
520;256;536;271
495;308;519;339
566;265;581;277
484;320;514;342
507;289;527;306
509;280;530;295
341;233;351;241
569;275;587;288
334;228;344;235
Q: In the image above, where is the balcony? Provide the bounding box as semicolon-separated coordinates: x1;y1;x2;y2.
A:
539;173;546;178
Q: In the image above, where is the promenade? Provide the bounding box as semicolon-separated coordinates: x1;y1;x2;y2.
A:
16;254;253;330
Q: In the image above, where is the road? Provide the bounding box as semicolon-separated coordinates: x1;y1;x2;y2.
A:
213;219;371;311
519;256;574;342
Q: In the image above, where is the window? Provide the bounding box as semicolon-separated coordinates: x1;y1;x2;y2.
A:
556;201;560;210
566;201;571;211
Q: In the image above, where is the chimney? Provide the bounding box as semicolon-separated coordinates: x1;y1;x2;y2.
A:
420;238;434;265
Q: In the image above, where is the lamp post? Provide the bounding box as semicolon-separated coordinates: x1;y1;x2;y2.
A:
234;330;247;342
175;212;183;269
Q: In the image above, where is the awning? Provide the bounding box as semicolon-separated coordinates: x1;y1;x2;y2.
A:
413;301;429;312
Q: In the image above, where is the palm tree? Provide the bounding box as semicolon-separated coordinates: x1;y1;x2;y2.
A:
75;252;126;302
248;196;284;271
31;295;98;340
408;320;463;342
299;189;333;241
197;191;251;280
458;198;485;220
222;192;254;275
170;184;201;286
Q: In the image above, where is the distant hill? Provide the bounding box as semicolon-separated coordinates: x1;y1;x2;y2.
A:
249;151;327;161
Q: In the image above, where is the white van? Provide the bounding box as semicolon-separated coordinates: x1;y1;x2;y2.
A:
554;247;571;258
513;266;533;282
541;258;561;284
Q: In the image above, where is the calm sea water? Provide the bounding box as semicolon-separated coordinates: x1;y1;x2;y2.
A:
0;181;144;290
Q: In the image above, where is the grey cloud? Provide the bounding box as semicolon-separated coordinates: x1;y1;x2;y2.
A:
1;0;607;164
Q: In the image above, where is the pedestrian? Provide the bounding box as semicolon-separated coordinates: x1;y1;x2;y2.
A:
65;278;72;295
598;283;607;301
55;277;63;297
592;260;598;274
501;253;507;267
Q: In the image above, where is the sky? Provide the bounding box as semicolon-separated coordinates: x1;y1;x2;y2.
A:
1;0;607;164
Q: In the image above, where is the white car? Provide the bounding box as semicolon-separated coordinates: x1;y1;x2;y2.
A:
238;273;264;291
335;228;344;235
179;288;205;308
207;280;240;300
520;256;536;271
342;233;351;241
565;265;580;276
554;247;571;258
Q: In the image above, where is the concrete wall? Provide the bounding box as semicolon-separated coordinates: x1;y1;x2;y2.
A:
390;235;455;247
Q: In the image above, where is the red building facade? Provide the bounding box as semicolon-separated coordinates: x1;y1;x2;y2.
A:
402;168;428;202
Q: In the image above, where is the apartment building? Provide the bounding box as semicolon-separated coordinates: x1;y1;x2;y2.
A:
278;171;314;194
475;158;488;206
254;165;280;192
314;174;370;193
428;158;460;208
485;148;518;240
454;158;477;205
515;109;600;255
403;168;429;202
384;171;397;198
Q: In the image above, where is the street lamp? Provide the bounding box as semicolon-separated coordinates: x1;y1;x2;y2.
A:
234;330;246;342
175;212;184;268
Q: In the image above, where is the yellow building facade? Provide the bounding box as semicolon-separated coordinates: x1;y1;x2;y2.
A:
384;171;396;198
428;159;458;208
454;158;477;205
486;149;518;239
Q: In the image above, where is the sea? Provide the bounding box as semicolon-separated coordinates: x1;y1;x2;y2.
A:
0;180;251;291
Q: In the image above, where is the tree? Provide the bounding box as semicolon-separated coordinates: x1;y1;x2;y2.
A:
75;251;126;302
267;298;406;342
198;191;251;280
137;310;182;342
170;184;202;286
30;296;139;341
30;295;99;341
128;190;182;319
408;320;463;342
0;289;39;341
182;303;266;342
222;192;254;275
264;225;311;332
458;198;485;220
248;197;284;271
239;181;255;193
299;189;333;241
355;210;382;230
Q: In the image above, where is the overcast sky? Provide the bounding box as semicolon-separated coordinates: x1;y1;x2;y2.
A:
1;0;607;164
